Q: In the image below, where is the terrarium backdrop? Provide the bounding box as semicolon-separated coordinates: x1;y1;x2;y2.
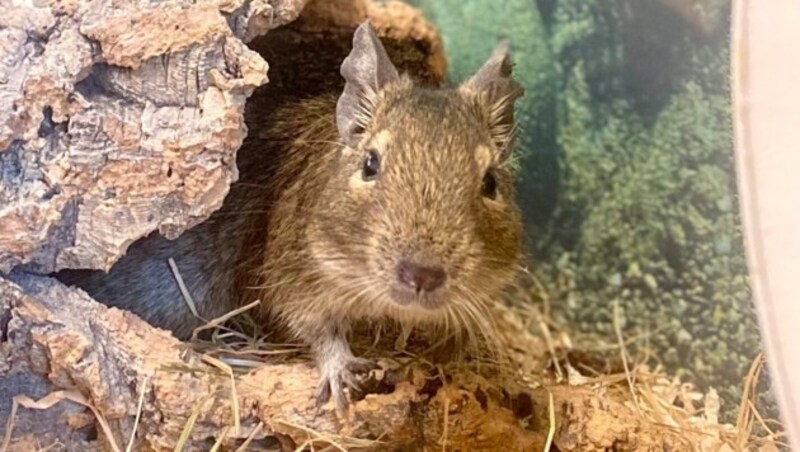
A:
409;0;769;420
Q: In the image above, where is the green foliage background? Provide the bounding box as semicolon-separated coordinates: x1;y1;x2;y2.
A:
409;0;773;420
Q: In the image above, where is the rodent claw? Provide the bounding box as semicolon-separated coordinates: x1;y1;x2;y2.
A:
314;356;379;412
346;357;379;374
341;369;363;393
314;379;333;408
315;373;350;412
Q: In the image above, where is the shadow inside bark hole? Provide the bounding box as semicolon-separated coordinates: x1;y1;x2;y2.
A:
351;367;404;402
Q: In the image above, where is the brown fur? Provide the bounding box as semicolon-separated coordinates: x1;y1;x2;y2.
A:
57;22;525;411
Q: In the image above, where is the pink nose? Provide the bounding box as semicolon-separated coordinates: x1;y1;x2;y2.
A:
396;260;447;293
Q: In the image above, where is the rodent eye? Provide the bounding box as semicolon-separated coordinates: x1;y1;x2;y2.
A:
482;170;498;199
362;149;381;181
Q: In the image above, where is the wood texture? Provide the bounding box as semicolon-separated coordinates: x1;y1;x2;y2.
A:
0;0;304;274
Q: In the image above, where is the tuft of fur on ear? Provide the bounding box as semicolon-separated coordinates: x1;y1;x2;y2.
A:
461;41;525;160
336;21;400;148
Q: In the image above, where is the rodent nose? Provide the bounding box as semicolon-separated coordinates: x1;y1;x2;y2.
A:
396;260;447;293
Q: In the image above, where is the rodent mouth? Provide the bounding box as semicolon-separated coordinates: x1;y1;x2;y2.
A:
388;287;447;310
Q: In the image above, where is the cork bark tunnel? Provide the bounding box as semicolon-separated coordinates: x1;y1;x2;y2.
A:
0;0;756;450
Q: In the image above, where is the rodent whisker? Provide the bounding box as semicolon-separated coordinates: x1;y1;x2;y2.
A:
294;139;345;147
440;305;452;345
211;203;379;236
457;300;482;350
348;277;386;311
454;287;504;364
477;255;526;269
449;304;470;352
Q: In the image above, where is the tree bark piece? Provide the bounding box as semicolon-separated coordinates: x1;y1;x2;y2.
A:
0;0;305;274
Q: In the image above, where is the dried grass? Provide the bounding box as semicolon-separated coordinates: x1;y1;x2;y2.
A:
125;375;150;452
234;422;262;452
174;393;213;452
275;419;380;451
544;388;555;451
1;390;121;452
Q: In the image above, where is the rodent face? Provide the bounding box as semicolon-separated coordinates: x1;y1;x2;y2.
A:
310;79;523;322
308;22;525;325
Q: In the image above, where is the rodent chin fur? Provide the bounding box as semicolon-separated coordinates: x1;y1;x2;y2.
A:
56;21;526;412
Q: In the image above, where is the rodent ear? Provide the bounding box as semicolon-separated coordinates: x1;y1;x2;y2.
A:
336;21;400;148
460;40;525;158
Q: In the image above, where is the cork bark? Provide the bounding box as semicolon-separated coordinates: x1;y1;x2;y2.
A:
0;0;307;274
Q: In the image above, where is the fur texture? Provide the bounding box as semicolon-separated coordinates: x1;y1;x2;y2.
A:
57;22;525;411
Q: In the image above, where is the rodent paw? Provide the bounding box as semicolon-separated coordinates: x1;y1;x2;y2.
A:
347;356;380;374
314;357;379;411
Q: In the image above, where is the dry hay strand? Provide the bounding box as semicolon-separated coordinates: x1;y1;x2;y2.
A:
1;391;121;452
735;353;788;450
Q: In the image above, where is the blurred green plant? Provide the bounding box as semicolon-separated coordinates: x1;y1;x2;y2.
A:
550;62;766;418
540;0;771;421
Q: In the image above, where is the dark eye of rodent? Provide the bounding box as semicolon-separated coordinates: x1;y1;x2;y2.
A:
482;170;497;199
362;149;381;181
